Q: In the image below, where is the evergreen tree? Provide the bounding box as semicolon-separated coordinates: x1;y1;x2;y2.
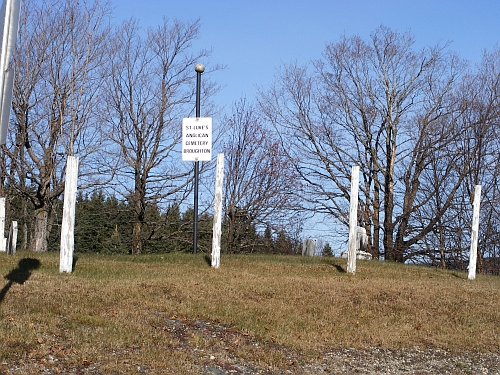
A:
74;191;132;253
322;242;333;257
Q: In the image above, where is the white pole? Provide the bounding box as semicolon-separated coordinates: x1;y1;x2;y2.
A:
211;153;224;269
0;0;12;121
0;0;21;144
0;197;5;251
468;185;481;280
60;156;79;273
0;67;13;142
347;166;359;274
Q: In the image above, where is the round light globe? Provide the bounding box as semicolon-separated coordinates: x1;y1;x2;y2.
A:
195;63;205;73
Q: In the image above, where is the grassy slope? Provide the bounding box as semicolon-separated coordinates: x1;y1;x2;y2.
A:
0;252;498;371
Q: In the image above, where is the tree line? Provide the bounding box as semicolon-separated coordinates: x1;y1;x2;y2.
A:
39;190;298;255
1;0;499;273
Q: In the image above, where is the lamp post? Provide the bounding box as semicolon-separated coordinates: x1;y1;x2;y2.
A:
193;63;204;254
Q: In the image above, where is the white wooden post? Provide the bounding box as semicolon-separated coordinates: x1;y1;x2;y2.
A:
0;0;21;144
60;156;79;273
6;220;16;254
468;185;481;280
211;153;224;269
347;166;359;274
0;197;5;251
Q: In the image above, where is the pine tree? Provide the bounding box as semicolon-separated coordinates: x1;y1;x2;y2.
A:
322;242;333;257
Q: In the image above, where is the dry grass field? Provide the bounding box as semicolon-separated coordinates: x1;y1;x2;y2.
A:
0;252;499;374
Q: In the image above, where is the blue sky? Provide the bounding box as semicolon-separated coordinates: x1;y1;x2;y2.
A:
113;1;500;248
113;0;500;110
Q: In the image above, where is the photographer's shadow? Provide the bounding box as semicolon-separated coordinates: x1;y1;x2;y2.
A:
0;258;41;303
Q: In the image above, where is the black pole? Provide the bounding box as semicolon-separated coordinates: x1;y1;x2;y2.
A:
193;63;204;254
193;162;199;254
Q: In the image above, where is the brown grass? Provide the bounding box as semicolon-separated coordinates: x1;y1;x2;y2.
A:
0;252;498;373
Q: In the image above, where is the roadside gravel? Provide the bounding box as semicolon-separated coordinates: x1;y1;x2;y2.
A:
2;318;499;374
198;346;500;374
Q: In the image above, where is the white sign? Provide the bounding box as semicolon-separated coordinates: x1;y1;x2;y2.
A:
182;117;212;161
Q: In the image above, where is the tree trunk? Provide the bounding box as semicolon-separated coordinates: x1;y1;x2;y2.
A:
439;224;447;269
226;206;237;254
21;200;27;251
132;220;142;255
372;180;381;258
131;167;146;255
383;164;396;261
383;117;398;261
30;207;48;252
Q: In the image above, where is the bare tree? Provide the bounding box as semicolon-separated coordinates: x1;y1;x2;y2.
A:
463;49;500;273
223;99;302;253
260;26;481;262
3;0;111;252
420;48;500;270
104;18;219;254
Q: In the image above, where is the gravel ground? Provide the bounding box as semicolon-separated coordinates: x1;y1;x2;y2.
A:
203;347;500;374
2;318;499;374
198;347;500;375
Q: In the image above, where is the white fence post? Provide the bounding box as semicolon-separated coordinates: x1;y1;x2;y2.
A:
468;185;481;280
7;220;16;254
347;166;359;274
60;156;79;273
0;0;21;144
211;153;224;269
0;197;5;251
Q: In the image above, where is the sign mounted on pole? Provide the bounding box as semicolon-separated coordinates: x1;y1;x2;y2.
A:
182;117;212;162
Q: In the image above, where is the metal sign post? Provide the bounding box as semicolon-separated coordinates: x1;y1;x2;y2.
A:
193;64;203;254
182;64;212;254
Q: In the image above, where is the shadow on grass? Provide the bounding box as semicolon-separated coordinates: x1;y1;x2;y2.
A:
0;258;41;303
332;264;346;273
322;258;346;273
451;271;467;279
204;255;211;267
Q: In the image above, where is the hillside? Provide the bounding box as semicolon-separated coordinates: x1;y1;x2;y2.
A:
0;252;499;374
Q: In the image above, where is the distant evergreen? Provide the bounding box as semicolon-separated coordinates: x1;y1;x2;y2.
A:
51;192;300;255
322;242;333;257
